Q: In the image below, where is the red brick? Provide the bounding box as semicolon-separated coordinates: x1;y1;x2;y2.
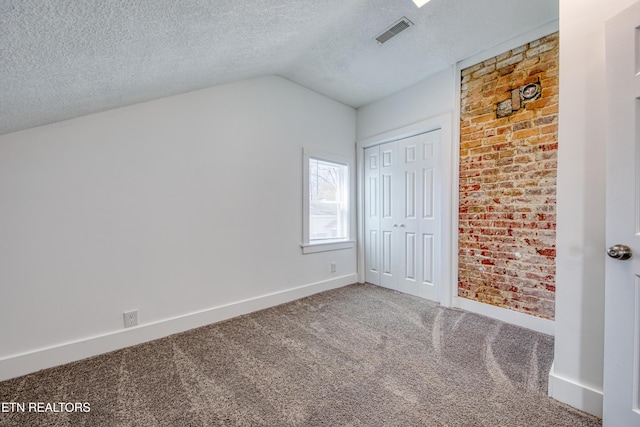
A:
540;124;558;134
513;128;539;139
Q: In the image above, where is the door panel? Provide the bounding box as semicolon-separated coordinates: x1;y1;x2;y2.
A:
405;171;416;219
405;232;416;280
380;141;397;289
423;168;434;219
369;176;378;217
382;174;393;219
382;148;393;167
364;146;380;285
405;144;416;164
423;139;435;161
381;230;394;289
368;230;378;275
422;233;434;285
604;3;640;425
398;135;420;296
417;131;440;301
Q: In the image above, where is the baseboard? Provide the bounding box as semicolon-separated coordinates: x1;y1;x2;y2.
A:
0;274;357;382
548;362;603;418
453;296;555;336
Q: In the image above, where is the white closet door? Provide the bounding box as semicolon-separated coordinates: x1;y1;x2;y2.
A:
379;141;398;290
396;134;421;297
363;129;441;302
364;146;380;285
416;131;439;301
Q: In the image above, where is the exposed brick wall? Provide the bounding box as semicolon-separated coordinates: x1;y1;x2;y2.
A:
458;33;559;319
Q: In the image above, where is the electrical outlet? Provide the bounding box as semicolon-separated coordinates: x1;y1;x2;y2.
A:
331;262;337;273
123;310;138;328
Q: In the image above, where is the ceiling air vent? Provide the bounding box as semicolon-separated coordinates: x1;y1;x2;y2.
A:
375;17;414;44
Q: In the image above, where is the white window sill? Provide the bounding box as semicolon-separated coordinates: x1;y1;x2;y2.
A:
301;240;355;254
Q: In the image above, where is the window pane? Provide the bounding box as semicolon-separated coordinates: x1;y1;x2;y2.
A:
309;158;347;241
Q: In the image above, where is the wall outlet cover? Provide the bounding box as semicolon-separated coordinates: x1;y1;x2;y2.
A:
123;310;139;328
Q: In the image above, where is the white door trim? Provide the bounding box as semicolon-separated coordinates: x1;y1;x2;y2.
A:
357;113;454;307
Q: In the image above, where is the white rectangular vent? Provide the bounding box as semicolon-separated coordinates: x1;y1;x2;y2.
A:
376;17;414;44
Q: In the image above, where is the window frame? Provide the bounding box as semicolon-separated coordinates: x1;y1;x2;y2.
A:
301;148;354;254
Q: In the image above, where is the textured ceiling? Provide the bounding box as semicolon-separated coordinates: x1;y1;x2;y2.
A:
0;0;558;135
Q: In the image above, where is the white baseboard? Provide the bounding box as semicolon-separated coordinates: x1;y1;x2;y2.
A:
453;296;555;336
0;274;357;382
548;362;603;418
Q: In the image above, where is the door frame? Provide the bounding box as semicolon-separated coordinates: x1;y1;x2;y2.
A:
356;113;455;307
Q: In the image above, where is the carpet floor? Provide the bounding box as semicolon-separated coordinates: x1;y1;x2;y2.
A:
0;283;601;426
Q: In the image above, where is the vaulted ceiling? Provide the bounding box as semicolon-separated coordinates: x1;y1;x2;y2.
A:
1;0;558;135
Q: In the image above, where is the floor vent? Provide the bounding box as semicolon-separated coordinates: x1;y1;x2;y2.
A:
375;17;414;44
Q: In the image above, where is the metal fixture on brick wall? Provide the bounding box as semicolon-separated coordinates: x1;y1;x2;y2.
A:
496;82;541;118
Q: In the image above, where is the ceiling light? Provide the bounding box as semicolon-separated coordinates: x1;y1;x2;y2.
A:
412;0;431;7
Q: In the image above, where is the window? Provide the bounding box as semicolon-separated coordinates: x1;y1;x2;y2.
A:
302;149;354;254
309;158;348;241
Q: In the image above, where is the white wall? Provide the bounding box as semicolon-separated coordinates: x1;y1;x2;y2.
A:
0;75;357;380
357;67;454;140
550;0;638;417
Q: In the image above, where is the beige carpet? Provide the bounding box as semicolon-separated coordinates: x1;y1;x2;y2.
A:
0;283;601;426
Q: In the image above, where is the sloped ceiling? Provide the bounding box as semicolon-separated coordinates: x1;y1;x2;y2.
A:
0;0;558;135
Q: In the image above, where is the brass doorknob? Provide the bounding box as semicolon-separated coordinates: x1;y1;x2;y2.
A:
607;244;633;260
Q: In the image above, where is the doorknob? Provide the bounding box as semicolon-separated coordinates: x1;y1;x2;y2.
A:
607;244;633;260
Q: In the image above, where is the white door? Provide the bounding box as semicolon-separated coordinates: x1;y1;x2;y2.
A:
363;130;441;302
364;145;380;285
418;131;439;301
379;140;398;290
604;3;640;425
397;135;420;296
396;132;439;301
